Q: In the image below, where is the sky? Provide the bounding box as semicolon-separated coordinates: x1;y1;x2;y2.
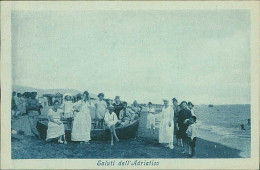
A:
11;10;251;104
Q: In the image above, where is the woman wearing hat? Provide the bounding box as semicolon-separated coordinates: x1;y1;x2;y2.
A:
104;105;119;145
71;91;94;144
60;93;74;130
159;99;174;149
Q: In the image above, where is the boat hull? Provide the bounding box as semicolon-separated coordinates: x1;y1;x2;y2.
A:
36;120;139;141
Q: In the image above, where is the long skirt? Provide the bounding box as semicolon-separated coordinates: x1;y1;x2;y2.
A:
46;120;65;140
71;111;91;141
159;119;174;143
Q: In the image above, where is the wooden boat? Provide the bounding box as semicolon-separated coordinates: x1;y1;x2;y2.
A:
36;119;139;141
208;104;214;107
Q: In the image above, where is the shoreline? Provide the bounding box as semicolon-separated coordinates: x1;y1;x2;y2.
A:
196;128;250;158
12;133;242;159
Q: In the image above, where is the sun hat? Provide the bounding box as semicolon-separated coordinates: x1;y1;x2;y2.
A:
63;93;72;100
98;93;104;97
180;101;187;105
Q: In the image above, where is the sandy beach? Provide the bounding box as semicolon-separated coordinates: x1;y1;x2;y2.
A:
12;107;243;159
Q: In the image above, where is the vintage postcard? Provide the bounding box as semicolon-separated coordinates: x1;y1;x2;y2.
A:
1;1;259;169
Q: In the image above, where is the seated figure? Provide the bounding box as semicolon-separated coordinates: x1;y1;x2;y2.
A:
119;102;136;126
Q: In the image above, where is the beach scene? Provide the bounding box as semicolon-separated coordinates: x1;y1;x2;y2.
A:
11;86;251;159
11;9;251;159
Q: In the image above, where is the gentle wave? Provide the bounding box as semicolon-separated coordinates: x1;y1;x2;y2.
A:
196;120;250;138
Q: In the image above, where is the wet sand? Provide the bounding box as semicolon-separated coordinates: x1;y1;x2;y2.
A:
11;110;242;159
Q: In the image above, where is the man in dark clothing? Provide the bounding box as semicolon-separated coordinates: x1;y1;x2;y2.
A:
172;98;181;144
27;92;40;137
177;101;192;153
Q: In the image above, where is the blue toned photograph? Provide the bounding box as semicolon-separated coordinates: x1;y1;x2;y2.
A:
11;10;251;159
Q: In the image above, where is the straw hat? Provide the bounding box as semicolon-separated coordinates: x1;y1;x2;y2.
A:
63;93;72;100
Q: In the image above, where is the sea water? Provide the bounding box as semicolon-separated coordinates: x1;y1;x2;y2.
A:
195;104;251;157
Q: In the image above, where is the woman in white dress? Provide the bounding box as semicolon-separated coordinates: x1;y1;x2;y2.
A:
159;99;174;149
46;100;66;144
104;105;119;145
146;102;156;134
71;91;94;144
95;93;107;129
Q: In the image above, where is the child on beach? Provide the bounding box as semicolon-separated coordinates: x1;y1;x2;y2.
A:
186;116;198;157
95;93;107;129
104;105;119;146
61;93;74;130
146;102;156;134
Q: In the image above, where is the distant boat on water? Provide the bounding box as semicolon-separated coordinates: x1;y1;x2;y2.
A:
208;104;214;107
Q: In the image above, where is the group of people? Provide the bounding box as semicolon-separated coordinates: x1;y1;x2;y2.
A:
11;91;197;156
46;91;141;145
11;91;42;136
146;98;197;157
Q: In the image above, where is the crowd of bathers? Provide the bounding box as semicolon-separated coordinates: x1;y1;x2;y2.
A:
11;91;197;157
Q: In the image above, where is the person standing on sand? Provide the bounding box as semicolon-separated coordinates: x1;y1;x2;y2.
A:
186;116;198;157
71;91;94;144
113;96;123;119
178;101;192;154
26;92;41;137
95;93;107;129
60;93;74;130
172;98;181;144
16;93;24;117
159;99;174;149
131;100;142;117
11;92;17;119
104;105;119;145
188;101;196;116
146;102;156;134
46;100;66;144
21;93;27;115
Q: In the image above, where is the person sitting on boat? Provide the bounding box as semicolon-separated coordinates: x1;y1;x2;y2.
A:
119;102;136;126
131;100;142;117
95;93;107;129
113;96;123;119
146;102;156;134
71;91;94;144
60;93;74;130
104;105;119;146
46;100;67;144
